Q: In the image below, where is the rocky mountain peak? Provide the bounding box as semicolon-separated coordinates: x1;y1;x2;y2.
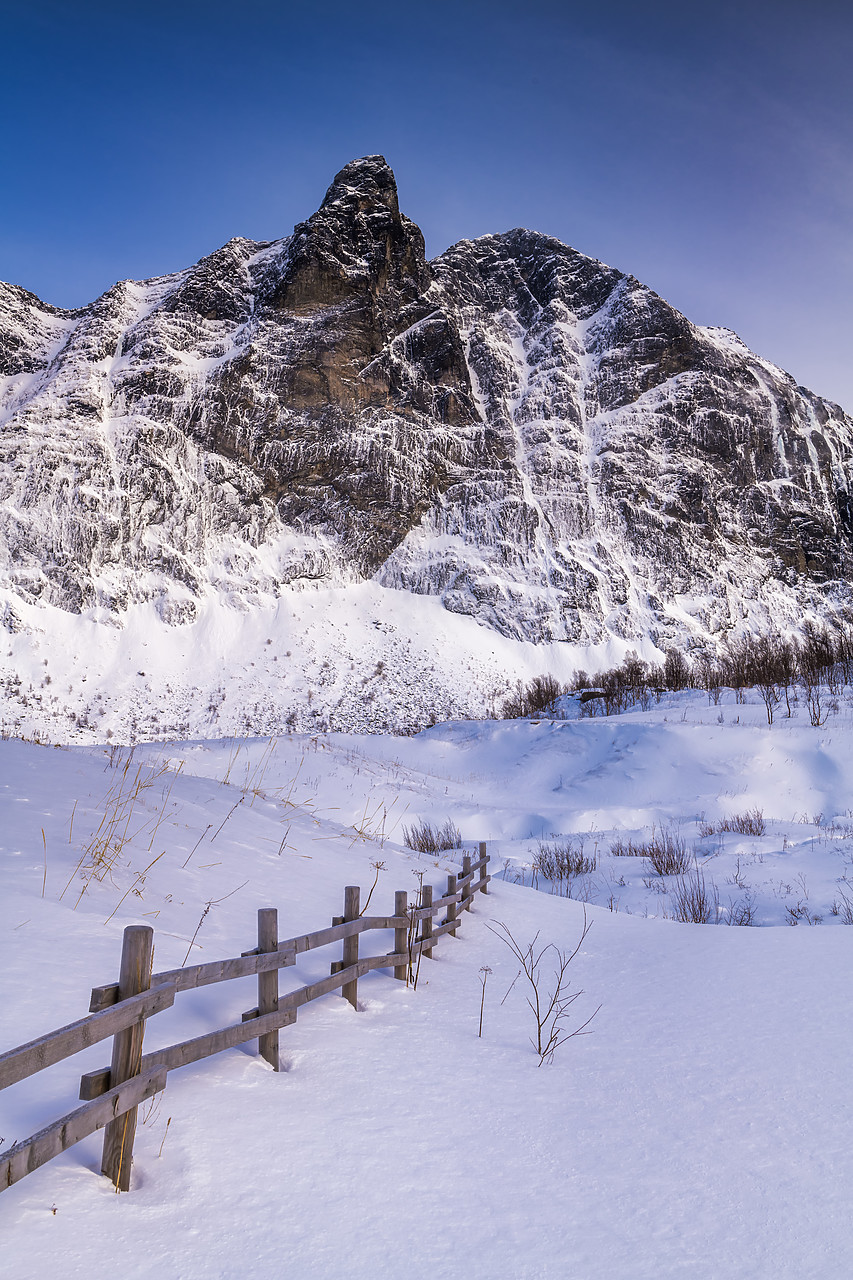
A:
271;155;428;312
319;154;401;217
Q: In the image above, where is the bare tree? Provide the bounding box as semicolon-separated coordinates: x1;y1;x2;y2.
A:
501;674;563;719
487;912;600;1064
802;670;828;727
663;647;690;691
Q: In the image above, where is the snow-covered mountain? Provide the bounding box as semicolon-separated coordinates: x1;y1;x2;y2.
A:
2;155;852;739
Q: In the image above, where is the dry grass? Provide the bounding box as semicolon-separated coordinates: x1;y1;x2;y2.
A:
699;808;766;837
59;755;182;909
351;796;405;848
403;818;462;854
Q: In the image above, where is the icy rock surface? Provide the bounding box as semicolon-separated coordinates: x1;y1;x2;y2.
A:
2;155;853;733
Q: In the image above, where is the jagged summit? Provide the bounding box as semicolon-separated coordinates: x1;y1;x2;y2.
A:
318;155;401;214
275;155;428;313
2;157;853;737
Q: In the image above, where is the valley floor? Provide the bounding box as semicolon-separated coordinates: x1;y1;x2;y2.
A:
2;691;852;1278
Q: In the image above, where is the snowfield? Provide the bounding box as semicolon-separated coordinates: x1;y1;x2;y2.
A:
0;583;647;743
2;690;853;1278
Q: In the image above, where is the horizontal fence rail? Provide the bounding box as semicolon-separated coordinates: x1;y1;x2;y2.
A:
1;846;490;1194
0;983;177;1091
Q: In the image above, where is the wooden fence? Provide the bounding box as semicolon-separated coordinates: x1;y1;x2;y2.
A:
0;845;490;1193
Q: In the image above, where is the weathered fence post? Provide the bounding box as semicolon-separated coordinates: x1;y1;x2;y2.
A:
394;890;408;980
257;908;279;1071
101;924;154;1191
462;854;473;912
421;883;435;958
479;841;489;893
341;885;360;1008
446;873;459;936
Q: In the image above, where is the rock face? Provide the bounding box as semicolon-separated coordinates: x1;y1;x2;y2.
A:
2;154;853;663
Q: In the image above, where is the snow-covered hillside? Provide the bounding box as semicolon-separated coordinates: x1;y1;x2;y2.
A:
3;694;853;1277
2;155;853;738
0;583;653;743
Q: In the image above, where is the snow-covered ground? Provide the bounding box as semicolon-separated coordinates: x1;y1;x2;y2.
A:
2;690;853;1277
0;583;647;742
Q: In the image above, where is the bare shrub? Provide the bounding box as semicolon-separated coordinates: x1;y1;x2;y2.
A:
830;888;853;925
727;890;756;926
700;809;765;837
610;835;650;857
486;912;600;1064
501;682;528;719
671;866;720;924
725;856;749;889
477;965;492;1037
533;839;597;882
610;825;691;875
730;809;766;836
644;827;693;876
716;808;765;836
402;818;462;854
785;900;821;926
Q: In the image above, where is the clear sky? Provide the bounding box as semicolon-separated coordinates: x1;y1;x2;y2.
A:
3;0;851;409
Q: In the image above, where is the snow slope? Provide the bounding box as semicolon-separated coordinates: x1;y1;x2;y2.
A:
3;693;853;1277
0;583;651;743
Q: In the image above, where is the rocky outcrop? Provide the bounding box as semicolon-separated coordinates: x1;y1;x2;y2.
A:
2;154;853;658
382;229;853;643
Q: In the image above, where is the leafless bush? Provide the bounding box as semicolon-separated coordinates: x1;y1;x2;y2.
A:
725;856;749;889
697;655;724;706
644;827;693;876
785;900;821;926
487;912;600;1064
402;818;462;854
610;825;692;875
532;839;597;886
609;835;650;857
727;890;756;926
671;866;720;924
830;888;853;925
701;808;765;837
716;808;765;836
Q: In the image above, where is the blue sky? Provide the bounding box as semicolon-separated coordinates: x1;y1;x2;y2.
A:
3;0;852;408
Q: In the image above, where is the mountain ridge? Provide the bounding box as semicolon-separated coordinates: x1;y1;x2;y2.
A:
2;154;852;739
